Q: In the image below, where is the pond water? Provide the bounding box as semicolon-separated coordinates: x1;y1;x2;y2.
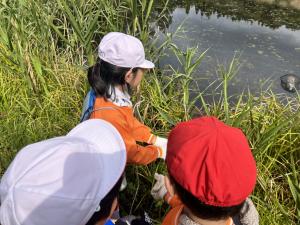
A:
156;0;300;96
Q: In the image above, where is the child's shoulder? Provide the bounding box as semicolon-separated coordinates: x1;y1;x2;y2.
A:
95;97;131;110
93;97;134;119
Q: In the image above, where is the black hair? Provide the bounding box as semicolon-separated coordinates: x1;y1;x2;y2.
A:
170;175;245;221
87;58;140;99
86;174;124;225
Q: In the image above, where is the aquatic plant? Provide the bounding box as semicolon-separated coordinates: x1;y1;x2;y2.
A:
0;0;299;225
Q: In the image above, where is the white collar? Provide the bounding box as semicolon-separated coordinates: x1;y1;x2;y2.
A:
108;86;132;107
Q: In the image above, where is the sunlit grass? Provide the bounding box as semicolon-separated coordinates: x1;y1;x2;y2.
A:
126;44;300;224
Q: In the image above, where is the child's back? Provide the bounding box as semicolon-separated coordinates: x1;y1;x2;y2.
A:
90;95;159;165
85;32;167;165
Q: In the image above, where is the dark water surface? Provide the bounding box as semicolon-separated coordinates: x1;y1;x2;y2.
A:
156;0;300;96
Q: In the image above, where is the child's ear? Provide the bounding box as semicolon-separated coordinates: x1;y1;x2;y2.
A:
165;175;176;196
124;69;133;83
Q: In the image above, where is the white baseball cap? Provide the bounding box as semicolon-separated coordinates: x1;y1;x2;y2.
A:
98;32;155;69
0;119;126;225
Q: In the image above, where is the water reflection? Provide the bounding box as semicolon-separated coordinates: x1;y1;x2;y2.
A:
154;0;300;30
155;0;300;95
258;0;300;10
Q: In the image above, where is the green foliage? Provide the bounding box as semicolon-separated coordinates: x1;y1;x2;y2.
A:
126;0;169;42
287;155;300;220
131;43;300;224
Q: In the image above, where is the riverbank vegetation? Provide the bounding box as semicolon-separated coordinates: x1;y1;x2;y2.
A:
0;0;299;224
161;0;300;30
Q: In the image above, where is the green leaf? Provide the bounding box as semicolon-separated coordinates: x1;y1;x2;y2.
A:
57;0;84;43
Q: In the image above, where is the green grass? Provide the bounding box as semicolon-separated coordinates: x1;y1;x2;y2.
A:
127;45;300;224
0;0;299;224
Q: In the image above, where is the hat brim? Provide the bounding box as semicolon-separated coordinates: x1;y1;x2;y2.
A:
67;119;126;199
136;59;155;69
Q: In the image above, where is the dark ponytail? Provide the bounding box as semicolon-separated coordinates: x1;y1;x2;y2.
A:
87;58;139;99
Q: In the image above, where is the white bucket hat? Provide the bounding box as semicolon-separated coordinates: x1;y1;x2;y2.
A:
98;32;155;69
0;119;126;225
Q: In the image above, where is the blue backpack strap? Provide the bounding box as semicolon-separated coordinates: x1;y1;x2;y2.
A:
104;219;115;225
80;89;118;122
80;89;96;122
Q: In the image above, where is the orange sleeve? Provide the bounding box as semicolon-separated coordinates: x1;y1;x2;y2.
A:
112;121;160;165
126;142;160;165
131;116;156;144
91;109;159;165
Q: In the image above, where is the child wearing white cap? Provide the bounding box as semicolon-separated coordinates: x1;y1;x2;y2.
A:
86;32;167;165
0;119;127;225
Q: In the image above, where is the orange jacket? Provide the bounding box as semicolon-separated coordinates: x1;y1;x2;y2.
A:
90;97;162;165
162;194;183;225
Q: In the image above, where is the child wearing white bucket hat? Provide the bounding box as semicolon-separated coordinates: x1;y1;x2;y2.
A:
0;119;127;225
82;32;167;165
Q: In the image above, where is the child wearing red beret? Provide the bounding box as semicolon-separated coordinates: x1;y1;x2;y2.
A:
151;116;259;225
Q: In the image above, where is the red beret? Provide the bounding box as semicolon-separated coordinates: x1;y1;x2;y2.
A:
166;116;257;207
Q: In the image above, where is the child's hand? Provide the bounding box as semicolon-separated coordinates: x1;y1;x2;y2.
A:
154;137;168;159
151;173;167;200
